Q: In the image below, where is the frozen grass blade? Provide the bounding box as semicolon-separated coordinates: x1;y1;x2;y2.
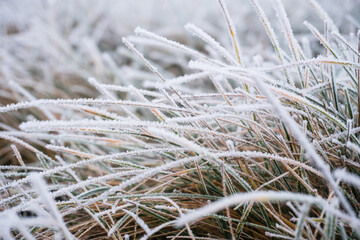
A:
218;0;244;66
249;0;290;83
29;174;74;240
176;191;359;228
185;23;238;66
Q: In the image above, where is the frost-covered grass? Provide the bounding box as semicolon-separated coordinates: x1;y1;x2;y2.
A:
1;0;360;239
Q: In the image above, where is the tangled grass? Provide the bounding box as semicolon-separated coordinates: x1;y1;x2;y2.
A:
1;0;360;239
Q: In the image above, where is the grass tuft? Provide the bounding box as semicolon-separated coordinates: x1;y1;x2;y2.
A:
1;0;360;239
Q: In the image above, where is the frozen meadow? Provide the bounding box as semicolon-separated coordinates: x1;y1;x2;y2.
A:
1;0;360;239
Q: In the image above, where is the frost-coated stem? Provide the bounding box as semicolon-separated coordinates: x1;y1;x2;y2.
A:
29;174;74;240
249;0;291;84
218;0;244;66
176;191;359;228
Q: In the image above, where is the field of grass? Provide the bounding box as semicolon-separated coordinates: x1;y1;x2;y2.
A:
1;0;360;239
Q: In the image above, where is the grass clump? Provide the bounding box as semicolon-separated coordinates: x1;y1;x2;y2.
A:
1;0;360;239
